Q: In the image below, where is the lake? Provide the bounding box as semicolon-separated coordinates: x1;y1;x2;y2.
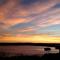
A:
0;46;59;57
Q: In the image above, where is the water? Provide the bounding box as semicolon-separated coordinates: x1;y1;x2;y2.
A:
0;46;59;56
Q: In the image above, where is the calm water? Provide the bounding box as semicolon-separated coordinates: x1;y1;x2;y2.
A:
0;46;59;56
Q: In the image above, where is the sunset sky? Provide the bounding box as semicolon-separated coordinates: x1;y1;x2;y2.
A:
0;0;60;43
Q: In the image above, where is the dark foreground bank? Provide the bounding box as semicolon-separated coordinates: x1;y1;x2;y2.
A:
0;53;60;60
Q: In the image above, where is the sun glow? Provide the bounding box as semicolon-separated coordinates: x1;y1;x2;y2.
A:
0;35;60;43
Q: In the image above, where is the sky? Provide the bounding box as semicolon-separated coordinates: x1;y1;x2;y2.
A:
0;0;60;43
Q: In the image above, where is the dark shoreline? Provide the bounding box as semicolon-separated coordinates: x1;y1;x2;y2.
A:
0;43;60;47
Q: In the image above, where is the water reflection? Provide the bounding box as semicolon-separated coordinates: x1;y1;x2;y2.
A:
0;46;59;56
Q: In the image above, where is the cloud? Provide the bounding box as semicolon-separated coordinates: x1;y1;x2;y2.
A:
16;27;35;32
0;0;57;18
11;26;36;35
13;0;57;17
4;18;32;28
35;7;60;28
0;0;60;37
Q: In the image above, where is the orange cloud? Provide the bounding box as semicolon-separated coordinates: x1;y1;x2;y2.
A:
0;17;33;29
5;18;30;27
